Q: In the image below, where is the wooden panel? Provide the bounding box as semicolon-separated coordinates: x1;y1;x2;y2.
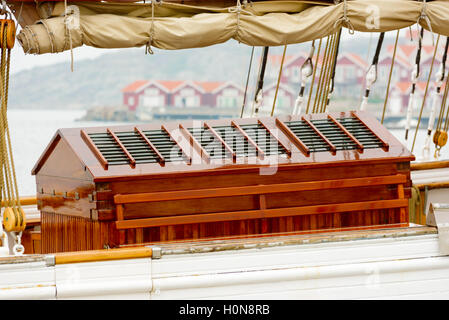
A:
115;199;408;229
275;118;310;156
302;116;337;154
81;130;109;170
179;123;211;164
114;174;406;204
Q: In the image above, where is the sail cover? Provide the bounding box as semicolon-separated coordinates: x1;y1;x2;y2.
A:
17;0;449;55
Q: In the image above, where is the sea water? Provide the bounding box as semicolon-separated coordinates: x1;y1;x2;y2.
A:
6;109;449;196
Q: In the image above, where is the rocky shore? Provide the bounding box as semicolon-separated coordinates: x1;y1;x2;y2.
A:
77;106;138;122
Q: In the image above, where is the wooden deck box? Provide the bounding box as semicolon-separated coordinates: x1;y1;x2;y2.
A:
32;111;414;253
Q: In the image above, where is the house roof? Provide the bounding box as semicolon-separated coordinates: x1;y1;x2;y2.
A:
122;80;243;94
264;82;296;95
337;53;368;69
394;81;432;94
157;80;185;91
121;80;149;93
194;81;225;93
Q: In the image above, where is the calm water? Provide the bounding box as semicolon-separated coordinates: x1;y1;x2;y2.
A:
6;109;449;196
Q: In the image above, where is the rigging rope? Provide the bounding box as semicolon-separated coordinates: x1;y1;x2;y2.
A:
293;40;315;116
0;13;25;255
312;34;333;113
360;32;385;111
405;27;424;141
411;34;440;153
270;44;287;117
251;46;269;117
306;38;322;114
318;32;339;113
240;46;255;118
381;30;400;124
422;36;448;158
322;28;342;113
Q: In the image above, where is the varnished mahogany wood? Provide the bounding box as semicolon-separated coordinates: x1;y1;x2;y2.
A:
115;199;409;229
161;124;192;165
204;122;236;162
134;126;165;165
107;128;136;168
179;123;211;164
231;121;265;160
35;112;414;252
257;119;291;157
275;118;310;156
80;130;109;170
351;111;389;151
327;114;364;152
114;174;406;204
302;116;337;154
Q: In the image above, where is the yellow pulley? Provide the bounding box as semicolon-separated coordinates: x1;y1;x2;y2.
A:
433;130;441;145
2;207;26;232
437;130;448;147
0;19;15;49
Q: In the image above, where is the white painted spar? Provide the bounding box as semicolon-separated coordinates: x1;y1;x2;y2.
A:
0;230;448;299
0;259;55;300
150;234;449;299
151;234;440;278
55;258;152;300
151;257;449;300
412;168;449;184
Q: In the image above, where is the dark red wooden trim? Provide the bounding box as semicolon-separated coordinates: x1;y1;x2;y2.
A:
328;115;364;152
204;122;236;162
351;111;390;151
179;124;211;164
134;126;165;166
275;118;310;156
257;119;291;157
107;128;136;168
80;130;108;170
302;116;337;155
161;125;192;165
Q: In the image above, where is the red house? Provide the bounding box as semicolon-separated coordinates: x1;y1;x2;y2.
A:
261;82;296;114
122;80;243;111
121;80;183;111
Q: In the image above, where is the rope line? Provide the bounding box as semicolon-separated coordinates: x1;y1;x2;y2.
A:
240;46;254;118
271;44;287;117
411;34;440;152
306;38;322;114
381;30;400;124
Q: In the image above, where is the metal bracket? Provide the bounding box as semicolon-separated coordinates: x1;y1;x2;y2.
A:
151;246;162;259
427;203;449;255
45;255;56;267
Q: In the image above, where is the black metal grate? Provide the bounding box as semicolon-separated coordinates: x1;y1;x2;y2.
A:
88;132;132;166
338;117;384;149
286;117;383;153
88;129;184;165
86;116;384;167
239;124;286;156
189;124;286;160
189;127;229;159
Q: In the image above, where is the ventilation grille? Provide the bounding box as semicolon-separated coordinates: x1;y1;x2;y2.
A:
286;117;383;153
84;115;386;168
88;130;183;166
190;124;286;160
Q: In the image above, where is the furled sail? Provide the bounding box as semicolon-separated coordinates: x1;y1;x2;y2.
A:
14;0;449;55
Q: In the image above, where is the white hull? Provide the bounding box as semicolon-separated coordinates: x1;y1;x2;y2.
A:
0;225;448;300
